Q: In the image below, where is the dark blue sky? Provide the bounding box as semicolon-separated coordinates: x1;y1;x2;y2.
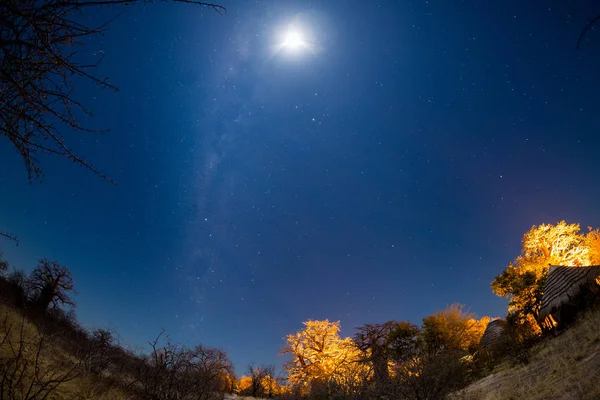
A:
2;0;600;374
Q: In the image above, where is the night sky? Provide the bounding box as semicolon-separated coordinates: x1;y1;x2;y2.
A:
1;0;600;374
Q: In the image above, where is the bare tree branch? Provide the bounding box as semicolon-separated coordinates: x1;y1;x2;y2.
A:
0;315;82;399
0;231;19;246
0;0;225;183
61;1;226;15
129;330;234;400
29;258;76;311
577;13;600;49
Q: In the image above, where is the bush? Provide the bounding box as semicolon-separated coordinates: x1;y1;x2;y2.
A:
0;313;82;399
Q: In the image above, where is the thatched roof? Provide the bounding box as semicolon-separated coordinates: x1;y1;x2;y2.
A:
479;319;506;348
538;265;600;321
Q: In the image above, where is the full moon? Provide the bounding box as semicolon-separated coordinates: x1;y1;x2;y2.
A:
282;30;305;51
271;23;320;58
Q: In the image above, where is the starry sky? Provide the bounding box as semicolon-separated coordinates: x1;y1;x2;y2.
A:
1;0;600;374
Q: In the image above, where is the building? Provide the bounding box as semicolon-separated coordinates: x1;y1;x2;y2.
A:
538;265;600;329
479;319;506;349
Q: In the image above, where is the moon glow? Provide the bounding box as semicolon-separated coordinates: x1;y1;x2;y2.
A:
282;30;305;50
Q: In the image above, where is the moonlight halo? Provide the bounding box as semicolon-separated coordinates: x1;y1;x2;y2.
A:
271;24;319;58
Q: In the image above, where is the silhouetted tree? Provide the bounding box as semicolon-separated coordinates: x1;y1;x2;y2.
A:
354;321;396;389
83;328;115;375
28;258;75;312
0;315;83;399
247;364;268;398
402;350;471;400
240;365;283;398
192;343;236;397
0;0;225;183
4;269;28;307
261;365;278;398
0;251;8;273
387;321;420;364
133;330;234;400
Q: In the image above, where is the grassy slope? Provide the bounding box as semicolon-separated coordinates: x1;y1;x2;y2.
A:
0;303;128;400
456;308;600;400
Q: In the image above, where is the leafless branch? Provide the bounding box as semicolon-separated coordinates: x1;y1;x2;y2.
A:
0;315;82;399
0;0;224;183
0;231;19;246
29;258;76;311
577;13;600;49
128;330;234;400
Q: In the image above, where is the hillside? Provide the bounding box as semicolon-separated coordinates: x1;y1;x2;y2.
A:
456;307;600;400
0;301;234;400
0;303;129;400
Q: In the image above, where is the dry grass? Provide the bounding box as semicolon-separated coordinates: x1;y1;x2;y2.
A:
0;303;128;400
455;307;600;400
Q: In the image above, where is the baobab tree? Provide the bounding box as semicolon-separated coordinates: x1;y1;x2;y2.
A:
29;258;76;311
354;321;396;388
281;319;367;396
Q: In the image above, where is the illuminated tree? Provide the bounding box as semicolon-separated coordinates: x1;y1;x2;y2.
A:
491;221;591;329
518;221;589;266
243;364;277;398
250;364;268;397
221;371;237;394
281;319;367;396
382;310;484;400
239;371;287;398
238;375;253;395
261;374;288;397
420;304;489;357
282;319;341;387
586;227;600;265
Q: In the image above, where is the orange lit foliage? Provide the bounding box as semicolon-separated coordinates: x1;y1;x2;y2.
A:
262;375;288;397
238;374;288;397
383;307;487;400
492;221;592;328
587;227;600;265
281;319;368;394
238;375;252;393
221;371;237;393
420;304;489;356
